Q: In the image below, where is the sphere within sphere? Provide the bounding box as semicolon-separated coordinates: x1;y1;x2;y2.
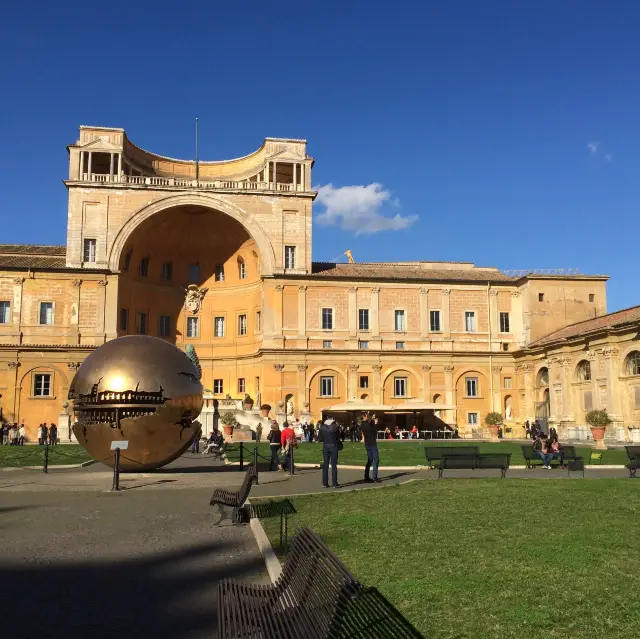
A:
69;335;204;471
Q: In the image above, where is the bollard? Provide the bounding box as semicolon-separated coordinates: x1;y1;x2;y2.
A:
43;443;49;474
239;441;244;470
111;447;121;491
289;442;295;476
253;446;259;484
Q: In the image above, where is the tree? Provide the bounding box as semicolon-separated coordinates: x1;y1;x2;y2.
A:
185;344;202;380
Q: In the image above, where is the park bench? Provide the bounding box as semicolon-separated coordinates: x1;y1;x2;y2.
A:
424;445;479;468
625;446;640;478
209;464;258;524
218;527;424;639
439;453;511;478
520;444;581;469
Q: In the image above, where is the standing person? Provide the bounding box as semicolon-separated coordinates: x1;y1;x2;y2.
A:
255;422;263;444
1;423;7;445
267;421;281;471
524;420;531;439
18;422;26;445
10;424;18;445
319;417;341;488
49;423;58;446
308;421;315;443
190;423;201;453
361;413;380;483
42;424;49;447
280;421;296;473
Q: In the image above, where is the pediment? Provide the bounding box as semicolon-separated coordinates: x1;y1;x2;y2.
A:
267;148;306;161
78;138;122;151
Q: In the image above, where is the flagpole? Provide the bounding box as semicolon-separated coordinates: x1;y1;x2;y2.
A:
195;117;199;182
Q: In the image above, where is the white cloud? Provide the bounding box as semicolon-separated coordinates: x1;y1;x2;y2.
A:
314;183;418;235
587;141;599;154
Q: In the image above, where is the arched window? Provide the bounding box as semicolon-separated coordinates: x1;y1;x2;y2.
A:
576;360;591;382
537;367;549;387
238;257;246;280
626;351;640;376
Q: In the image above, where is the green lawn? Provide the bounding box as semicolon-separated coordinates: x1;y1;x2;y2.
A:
245;441;628;467
0;444;93;468
258;479;640;638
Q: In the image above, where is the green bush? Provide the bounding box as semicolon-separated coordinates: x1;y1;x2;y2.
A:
585;409;612;428
220;412;237;427
484;411;503;426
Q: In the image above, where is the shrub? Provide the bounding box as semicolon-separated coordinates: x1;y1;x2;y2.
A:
220;412;237;427
585;409;612;428
485;412;503;426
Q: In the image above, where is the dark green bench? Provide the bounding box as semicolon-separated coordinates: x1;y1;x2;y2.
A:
625;446;640;478
521;444;581;469
424;446;479;468
439;453;511;478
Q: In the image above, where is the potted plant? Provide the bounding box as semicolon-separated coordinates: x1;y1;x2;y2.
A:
484;412;503;442
586;409;612;450
220;412;237;438
243;393;254;411
259;403;271;418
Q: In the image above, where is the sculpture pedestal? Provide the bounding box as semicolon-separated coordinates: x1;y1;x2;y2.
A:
58;412;74;443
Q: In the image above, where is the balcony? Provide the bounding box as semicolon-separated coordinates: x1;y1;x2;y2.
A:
74;173;308;194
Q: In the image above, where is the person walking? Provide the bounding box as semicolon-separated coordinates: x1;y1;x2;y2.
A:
361;413;380;483
190;423;201;453
0;423;7;445
18;422;26;445
267;421;281;471
319;417;341;488
49;423;58;446
280;421;296;473
255;422;263;444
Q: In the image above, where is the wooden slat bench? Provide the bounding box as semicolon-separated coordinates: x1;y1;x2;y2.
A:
218;527;423;638
424;446;479;468
438;453;511;478
625;445;640;478
210;464;258;524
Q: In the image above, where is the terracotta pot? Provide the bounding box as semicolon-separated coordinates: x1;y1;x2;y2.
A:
486;424;500;442
223;424;234;438
590;426;607;450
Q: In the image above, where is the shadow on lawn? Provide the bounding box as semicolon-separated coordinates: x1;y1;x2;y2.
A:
0;538;265;639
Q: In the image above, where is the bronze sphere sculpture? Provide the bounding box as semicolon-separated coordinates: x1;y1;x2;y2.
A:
69;336;204;471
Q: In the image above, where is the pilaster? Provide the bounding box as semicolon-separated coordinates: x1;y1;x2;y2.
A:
421;364;431;401
444;365;455;425
372;364;382;403
371;287;380;337
442;288;451;337
492;365;502;414
419;288;429;339
297;286;307;337
603;347;622;420
348;364;359;400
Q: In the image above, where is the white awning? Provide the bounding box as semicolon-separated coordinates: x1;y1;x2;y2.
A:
323;400;390;412
388;402;457;412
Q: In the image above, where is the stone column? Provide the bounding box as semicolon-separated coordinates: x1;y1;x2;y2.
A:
293;163;297;189
274;285;283;336
71;279;82;345
492;365;502;414
297;364;307;417
511;290;523;346
117;153;122;178
95;280;108;343
6;361;21;423
12;277;24;344
419;288;429;339
372;364;382;403
522;363;535;422
489;289;499;351
348;287;357;339
421;365;431;402
87;151;92;176
442;288;451;337
348;364;359;401
371;287;380;337
109;153;114;178
104;277;121;343
79;151;84;179
297;286;307;338
603;347;622;421
273;161;278;188
444;365;455;425
557;356;574;422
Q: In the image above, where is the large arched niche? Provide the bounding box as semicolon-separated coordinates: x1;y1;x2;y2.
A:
108;193;276;275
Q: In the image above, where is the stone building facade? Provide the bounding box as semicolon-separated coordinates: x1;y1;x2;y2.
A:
1;125;637;441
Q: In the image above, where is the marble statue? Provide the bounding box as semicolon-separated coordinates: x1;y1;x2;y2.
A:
505;404;513;420
286;399;294;417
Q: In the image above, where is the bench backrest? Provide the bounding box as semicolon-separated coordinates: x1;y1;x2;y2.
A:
237;464;257;503
520;445;535;459
625;446;640;460
476;453;511;469
561;445;577;456
424;446;479;460
275;528;361;635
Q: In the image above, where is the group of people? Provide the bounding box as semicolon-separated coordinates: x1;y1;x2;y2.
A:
532;428;562;469
524;420;544;439
0;422;58;445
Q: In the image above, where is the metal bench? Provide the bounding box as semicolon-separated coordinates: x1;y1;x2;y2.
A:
438;453;511;478
625;445;640;478
521;444;579;469
424;445;479;468
218;527;423;638
209;464;258;524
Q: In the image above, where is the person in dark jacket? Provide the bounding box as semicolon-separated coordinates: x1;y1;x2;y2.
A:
267;421;281;471
360;413;380;482
48;423;57;445
318;417;341;488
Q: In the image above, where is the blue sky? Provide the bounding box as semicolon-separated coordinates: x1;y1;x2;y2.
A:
1;1;638;311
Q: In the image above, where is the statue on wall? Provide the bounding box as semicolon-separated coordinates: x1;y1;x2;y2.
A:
183;284;208;314
505;404;513;420
286;399;294;417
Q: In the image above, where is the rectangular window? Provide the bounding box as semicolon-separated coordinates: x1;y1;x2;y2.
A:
396;341;405;350
538;293;544;302
359;340;369;350
429;310;441;332
119;308;128;331
284;246;296;269
33;373;52;397
499;312;510;333
503;377;513;389
186;317;199;338
188;263;200;284
161;262;173;281
503;343;510;351
238;378;245;393
39;302;54;325
238;314;247;336
256;311;261;332
214;316;225;337
359;309;370;331
215;264;224;282
589;294;595;303
322;308;333;330
322;340;332;349
139;257;149;277
213;379;223;394
394;309;406;331
394;377;407;397
467;412;478;425
584;390;593;411
0;301;10;324
83;238;97;263
320;376;334;397
135;311;147;334
465;377;478;397
359;375;369;388
465;311;476;332
158;315;171;337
